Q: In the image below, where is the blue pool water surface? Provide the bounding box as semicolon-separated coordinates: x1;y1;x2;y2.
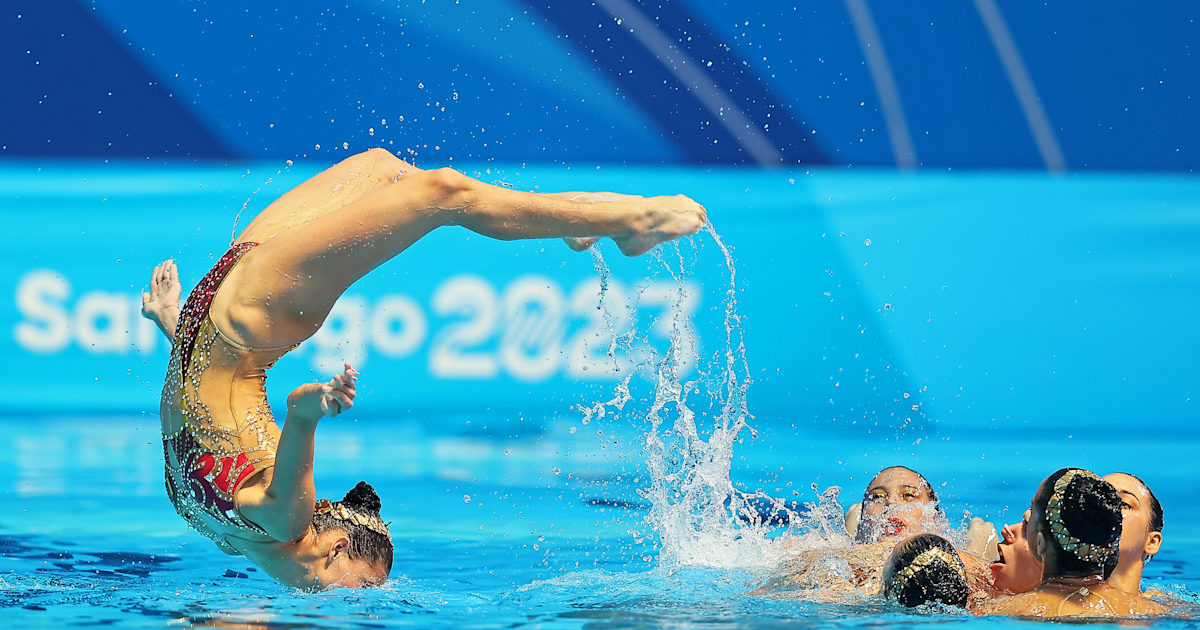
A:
2;162;1199;627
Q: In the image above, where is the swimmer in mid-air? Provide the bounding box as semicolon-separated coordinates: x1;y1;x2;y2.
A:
139;148;707;590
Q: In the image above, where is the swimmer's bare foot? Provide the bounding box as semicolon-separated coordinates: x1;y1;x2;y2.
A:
612;194;707;256
141;259;182;341
563;236;600;251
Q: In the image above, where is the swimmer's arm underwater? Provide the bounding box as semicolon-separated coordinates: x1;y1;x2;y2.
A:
238;363;358;541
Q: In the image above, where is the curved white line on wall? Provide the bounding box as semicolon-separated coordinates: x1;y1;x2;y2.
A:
594;0;783;166
972;0;1067;172
843;0;917;169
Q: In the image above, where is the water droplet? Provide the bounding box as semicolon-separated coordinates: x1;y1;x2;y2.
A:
462;494;471;503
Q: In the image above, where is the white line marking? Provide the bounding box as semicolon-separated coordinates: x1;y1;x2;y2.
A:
594;0;783;166
843;0;917;169
972;0;1066;172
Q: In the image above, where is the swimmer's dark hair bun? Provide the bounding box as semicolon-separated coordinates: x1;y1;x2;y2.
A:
1060;473;1122;546
343;481;382;513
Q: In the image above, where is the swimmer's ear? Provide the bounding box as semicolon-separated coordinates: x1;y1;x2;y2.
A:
1032;528;1047;563
1144;530;1163;560
329;536;350;561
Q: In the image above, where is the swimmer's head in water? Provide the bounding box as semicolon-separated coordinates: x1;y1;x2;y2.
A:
881;533;969;609
1102;472;1164;569
1029;468;1121;579
856;466;943;544
308;481;394;589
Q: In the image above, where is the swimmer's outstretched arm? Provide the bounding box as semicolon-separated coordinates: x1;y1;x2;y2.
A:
239;363;358;541
141;259;182;342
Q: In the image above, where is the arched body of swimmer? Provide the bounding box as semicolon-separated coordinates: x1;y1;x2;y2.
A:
975;468;1168;617
139;148;706;590
988;472;1164;597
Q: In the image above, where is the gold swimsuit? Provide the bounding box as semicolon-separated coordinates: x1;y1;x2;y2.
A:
160;242;293;554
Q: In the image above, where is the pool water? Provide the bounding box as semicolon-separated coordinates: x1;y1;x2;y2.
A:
4;162;1200;628
2;409;1198;628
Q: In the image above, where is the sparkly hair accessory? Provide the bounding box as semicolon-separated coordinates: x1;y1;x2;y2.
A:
1045;469;1117;564
314;499;391;540
887;547;965;600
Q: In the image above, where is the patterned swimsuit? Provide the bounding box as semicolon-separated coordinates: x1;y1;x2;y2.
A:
161;242;293;553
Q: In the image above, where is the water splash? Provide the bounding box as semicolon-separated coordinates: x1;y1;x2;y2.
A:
581;224;778;571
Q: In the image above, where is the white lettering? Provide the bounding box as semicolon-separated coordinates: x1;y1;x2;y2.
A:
500;276;564;382
372;295;426;358
311;297;368;372
430;275;499;378
75;291;132;352
14;270;71;353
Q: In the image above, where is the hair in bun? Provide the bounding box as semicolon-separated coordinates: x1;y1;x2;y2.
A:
343;481;382;514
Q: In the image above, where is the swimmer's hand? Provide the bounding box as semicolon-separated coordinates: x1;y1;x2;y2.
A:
141;259;182;342
287;362;359;422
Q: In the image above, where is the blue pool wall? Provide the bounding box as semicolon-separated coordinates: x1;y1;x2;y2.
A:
2;162;1196;437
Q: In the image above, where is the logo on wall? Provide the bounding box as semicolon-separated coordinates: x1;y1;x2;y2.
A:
14;270;699;383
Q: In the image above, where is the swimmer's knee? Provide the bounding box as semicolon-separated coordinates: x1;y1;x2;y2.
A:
403;167;474;217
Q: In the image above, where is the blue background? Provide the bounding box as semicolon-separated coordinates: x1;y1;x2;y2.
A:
3;4;1200;623
2;1;1198;434
3;1;1199;170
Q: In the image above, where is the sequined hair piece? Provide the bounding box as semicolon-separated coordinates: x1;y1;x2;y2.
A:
887;547;965;601
1045;469;1118;564
314;499;391;540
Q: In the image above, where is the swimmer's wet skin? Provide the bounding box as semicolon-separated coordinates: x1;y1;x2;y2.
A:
755;465;1178;618
974;468;1170;617
142;148;707;590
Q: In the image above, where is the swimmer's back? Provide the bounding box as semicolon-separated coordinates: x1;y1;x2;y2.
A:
976;584;1169;617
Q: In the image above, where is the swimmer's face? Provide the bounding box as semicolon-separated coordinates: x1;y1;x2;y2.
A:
292;527;389;590
858;467;939;543
1102;473;1163;571
989;509;1043;594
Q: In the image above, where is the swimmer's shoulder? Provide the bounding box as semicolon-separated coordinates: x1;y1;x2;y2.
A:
1130;592;1171;615
972;591;1053;617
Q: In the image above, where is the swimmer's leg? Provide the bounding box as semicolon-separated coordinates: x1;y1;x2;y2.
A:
213;166;706;348
233;148;422;243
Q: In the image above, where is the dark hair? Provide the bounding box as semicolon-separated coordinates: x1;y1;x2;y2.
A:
1032;468;1122;579
312;481;394;577
1114;472;1164;533
881;533;969;609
